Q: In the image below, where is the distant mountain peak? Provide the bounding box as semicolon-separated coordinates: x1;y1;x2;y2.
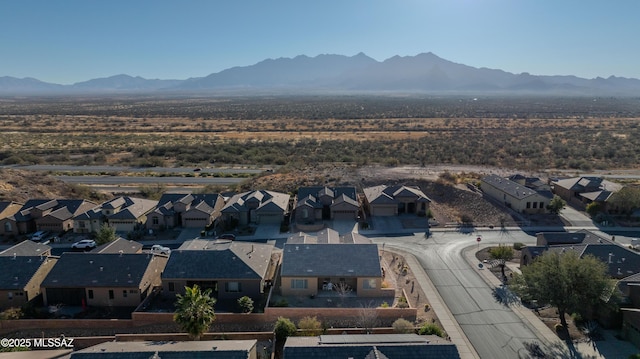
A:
1;52;639;95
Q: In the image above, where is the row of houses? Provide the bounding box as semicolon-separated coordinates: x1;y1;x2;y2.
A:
0;184;431;238
480;173;625;215
0;227;390;312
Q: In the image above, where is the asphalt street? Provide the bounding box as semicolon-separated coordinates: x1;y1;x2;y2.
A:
369;230;541;359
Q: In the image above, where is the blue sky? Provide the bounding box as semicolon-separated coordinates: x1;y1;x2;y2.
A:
2;0;639;84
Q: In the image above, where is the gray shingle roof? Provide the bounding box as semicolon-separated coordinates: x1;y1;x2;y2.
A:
0;240;51;257
91;238;142;254
163;242;273;280
284;335;460;359
70;340;257;359
482;174;539;200
281;243;381;277
42;253;156;288
0;256;52;289
222;190;290;213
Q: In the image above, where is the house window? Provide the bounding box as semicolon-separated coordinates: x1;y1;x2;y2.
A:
532;202;537;209
153;217;159;225
363;279;377;289
526;202;531;209
168;282;175;292
108;290;114;300
88;290;94;299
123;290;128;298
540;202;545;209
129;289;138;294
291;279;308;289
226;282;242;292
7;292;13;300
3;222;11;233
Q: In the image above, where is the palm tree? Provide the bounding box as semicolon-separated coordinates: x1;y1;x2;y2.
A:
173;284;216;340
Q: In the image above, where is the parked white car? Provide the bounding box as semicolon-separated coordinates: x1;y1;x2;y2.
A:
151;244;171;255
71;239;97;250
31;230;48;242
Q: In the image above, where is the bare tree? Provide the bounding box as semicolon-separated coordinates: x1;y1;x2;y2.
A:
334;281;352;306
357;301;379;333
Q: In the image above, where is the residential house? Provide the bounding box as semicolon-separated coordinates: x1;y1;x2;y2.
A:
146;193;225;230
280;242;383;297
221;190;290;226
363;185;431;217
283;334;460;359
70;340;258;359
481;174;551;214
162;240;276;301
1;199;96;236
0;240;52;257
0;201;22;238
552;176;622;210
294;186;359;222
35;199;98;234
508;174;551;191
103;196;158;233
0;255;57;310
90;237;142;254
521;230;640;279
41;252;167;307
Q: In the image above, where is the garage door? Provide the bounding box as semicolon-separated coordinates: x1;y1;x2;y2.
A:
372;206;396;216
332;210;356;220
258;213;282;224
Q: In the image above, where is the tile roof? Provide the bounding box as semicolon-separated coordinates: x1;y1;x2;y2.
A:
281;243;381;277
42;253;158;288
0;256;54;289
163;241;273;280
364;185;430;204
108;197;158;220
222;190;289;213
297;186;358;202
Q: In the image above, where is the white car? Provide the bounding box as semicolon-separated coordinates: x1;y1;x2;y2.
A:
151;244;171;255
71;239;97;250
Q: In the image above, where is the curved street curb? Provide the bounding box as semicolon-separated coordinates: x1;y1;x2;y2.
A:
389;247;480;359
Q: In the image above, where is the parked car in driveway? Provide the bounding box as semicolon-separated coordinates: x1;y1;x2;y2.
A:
31;230;49;242
217;233;236;241
71;239;97;250
151;244;171;255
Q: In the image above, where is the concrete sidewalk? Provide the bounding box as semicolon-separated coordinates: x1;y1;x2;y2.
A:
463;244;636;358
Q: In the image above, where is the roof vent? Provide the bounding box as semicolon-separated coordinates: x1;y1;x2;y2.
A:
100;266;103;272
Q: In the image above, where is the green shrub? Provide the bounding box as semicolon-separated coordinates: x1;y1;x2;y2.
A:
396;296;409;308
380;301;389;308
298;316;323;336
237;296;254;313
571;312;583;325
418;322;445;337
513;242;525;251
0;307;23;320
274;317;297;341
392;318;415;334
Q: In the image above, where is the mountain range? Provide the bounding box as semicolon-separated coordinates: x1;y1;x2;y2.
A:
2;52;640;95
